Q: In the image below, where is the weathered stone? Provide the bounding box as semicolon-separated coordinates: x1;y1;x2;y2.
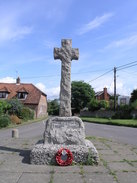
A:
30;140;99;165
54;39;79;117
44;116;85;145
30;116;99;165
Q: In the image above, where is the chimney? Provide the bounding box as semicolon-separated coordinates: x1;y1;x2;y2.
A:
103;87;108;100
16;77;20;85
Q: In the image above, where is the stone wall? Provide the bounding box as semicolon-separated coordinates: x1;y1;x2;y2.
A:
80;110;115;118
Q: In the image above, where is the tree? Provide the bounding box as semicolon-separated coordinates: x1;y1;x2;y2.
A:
71;81;95;113
130;89;137;103
48;99;59;115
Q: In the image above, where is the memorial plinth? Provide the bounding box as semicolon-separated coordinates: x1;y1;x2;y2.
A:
30;117;99;165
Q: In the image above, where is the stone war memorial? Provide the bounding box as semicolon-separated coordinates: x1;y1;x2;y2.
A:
30;39;99;165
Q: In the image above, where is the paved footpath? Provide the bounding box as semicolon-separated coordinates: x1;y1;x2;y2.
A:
0;133;137;183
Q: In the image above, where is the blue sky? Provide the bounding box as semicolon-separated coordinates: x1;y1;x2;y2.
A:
0;0;137;99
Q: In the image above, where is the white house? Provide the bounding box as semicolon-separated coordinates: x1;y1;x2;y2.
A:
118;96;130;105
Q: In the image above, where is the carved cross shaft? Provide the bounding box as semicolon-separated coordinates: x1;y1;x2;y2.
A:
54;39;79;117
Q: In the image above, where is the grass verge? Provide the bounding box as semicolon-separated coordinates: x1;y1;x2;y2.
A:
81;117;137;128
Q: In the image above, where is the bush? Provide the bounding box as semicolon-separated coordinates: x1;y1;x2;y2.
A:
0;100;11;115
19;107;34;120
88;99;109;111
131;100;137;110
99;100;109;109
0;114;11;128
112;110;132;119
118;104;132;111
10;115;21;124
88;99;100;111
7;99;23;117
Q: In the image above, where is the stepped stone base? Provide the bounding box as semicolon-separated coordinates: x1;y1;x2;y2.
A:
30;140;99;165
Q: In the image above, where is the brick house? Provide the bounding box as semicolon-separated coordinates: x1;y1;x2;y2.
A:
0;77;47;118
95;87;112;101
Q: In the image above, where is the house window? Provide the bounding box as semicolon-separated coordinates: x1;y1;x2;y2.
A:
0;92;7;99
18;92;27;99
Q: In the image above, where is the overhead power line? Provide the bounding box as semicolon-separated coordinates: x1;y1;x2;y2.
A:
117;60;137;69
117;63;137;71
88;69;113;83
21;68;112;80
17;60;137;81
113;60;137;111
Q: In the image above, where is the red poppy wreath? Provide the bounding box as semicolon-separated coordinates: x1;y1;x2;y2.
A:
56;148;73;166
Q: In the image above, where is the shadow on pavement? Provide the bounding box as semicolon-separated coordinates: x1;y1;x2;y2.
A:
0;146;31;164
0;139;44;164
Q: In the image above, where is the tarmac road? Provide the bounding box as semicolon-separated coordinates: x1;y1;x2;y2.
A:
85;122;137;146
0;120;137;146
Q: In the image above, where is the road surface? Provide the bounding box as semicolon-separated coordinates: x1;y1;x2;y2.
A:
0;121;137;146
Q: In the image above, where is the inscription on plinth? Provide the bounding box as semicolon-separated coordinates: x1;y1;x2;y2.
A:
44;117;85;145
52;121;80;129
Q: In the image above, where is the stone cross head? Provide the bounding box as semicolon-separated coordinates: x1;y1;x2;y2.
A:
54;39;79;117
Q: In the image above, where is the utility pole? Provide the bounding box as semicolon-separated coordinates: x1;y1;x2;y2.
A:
114;67;117;111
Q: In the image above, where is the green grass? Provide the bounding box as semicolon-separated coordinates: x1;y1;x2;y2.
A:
81;117;137;128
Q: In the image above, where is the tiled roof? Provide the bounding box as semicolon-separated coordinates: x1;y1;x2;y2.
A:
95;91;103;96
0;86;10;93
0;83;47;104
95;91;112;97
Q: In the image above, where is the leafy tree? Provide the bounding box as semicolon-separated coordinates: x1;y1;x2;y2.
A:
48;99;59;115
130;89;137;103
71;81;95;113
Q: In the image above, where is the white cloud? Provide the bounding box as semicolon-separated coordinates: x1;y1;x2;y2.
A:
35;82;60;99
46;87;60;100
0;6;32;43
35;83;46;93
78;13;113;35
0;26;32;43
0;77;16;83
104;34;137;50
